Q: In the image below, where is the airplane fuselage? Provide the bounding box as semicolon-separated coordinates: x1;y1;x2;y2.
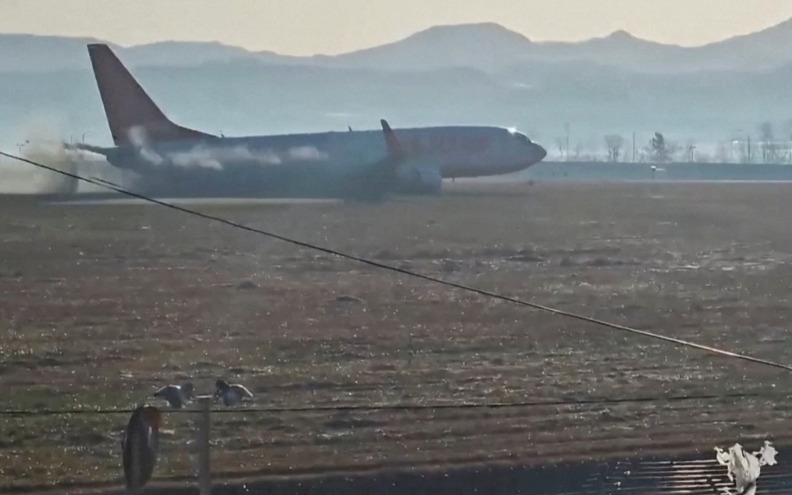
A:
98;125;546;198
74;43;547;200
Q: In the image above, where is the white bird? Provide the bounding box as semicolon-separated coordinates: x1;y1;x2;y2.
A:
214;379;253;406
153;382;194;409
715;441;778;495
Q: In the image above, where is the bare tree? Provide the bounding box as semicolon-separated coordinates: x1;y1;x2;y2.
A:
555;137;566;160
759;122;775;162
715;142;731;163
733;135;754;163
604;134;625;162
648;132;673;163
685;139;697;162
759;121;774;141
573;143;584;161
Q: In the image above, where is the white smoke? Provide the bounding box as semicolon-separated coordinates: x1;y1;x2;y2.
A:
25;140;78;194
122;126;331;170
127;126;148;148
169;145;282;169
0;116;81;194
127;127;165;166
287;146;329;161
0;115;136;195
150;143;329;170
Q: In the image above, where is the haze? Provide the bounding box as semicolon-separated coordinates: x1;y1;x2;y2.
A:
2;0;792;55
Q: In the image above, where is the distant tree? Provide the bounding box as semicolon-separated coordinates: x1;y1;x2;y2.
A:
648;132;675;163
684;139;697;162
573;143;584;161
732;134;754;163
759;121;774;141
604;134;625;162
759;121;776;163
715;142;731;163
555;137;566;160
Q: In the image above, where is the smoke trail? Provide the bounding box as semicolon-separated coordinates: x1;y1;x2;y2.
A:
287;146;329;161
117;125;333;171
0;116;129;194
127;126;166;166
23;139;79;195
169;145;282;169
0;116;80;194
163;144;329;170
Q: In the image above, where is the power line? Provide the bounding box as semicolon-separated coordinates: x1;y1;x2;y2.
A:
0;391;771;417
2;150;791;374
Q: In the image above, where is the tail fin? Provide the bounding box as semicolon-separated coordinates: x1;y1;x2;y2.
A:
87;44;216;147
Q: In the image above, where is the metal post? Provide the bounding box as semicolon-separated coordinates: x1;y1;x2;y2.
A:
197;396;212;495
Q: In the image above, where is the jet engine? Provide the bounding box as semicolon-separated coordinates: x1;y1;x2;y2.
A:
396;167;443;194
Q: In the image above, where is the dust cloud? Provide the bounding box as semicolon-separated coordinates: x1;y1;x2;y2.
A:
0;120;114;195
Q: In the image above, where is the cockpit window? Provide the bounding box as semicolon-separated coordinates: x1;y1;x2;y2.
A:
515;133;532;144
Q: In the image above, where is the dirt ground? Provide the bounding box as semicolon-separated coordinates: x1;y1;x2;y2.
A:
2;181;792;492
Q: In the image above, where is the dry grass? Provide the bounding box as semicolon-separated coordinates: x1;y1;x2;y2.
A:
2;182;792;491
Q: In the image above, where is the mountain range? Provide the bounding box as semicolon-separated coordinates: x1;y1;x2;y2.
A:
2;20;792;153
5;19;792;74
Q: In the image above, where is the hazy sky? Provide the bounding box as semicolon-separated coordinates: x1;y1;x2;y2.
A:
2;0;792;55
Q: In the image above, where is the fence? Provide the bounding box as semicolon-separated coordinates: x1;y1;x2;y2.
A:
1;390;790;494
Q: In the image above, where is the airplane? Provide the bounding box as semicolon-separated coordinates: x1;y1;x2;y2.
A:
67;44;546;200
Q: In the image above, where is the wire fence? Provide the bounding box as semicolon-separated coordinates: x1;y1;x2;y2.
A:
0;390;777;417
3;392;788;494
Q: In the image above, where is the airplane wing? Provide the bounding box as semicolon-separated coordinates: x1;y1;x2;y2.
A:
340;119;408;201
378;120;443;195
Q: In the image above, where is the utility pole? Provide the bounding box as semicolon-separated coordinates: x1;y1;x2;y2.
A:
632;132;636;162
564;123;570;162
747;134;752;163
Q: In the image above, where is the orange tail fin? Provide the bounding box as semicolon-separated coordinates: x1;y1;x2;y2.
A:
87;43;216;147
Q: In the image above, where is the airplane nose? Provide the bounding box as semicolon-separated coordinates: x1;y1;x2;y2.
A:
531;143;547;163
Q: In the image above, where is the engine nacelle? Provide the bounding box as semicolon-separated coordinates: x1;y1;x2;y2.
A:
395;167;443;194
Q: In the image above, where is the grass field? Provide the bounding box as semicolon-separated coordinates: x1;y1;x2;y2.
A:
2;181;792;492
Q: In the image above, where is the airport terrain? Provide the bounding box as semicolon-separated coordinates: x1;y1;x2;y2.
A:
1;182;791;492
